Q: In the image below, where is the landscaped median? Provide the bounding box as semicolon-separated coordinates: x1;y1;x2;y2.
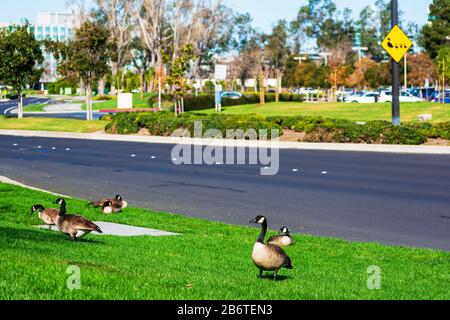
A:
104;111;450;146
0;116;108;133
0;182;449;300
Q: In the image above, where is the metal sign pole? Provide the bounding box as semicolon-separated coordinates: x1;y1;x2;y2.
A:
391;0;400;126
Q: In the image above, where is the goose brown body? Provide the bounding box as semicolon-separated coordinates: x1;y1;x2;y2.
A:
250;216;293;280
55;198;103;241
90;195;127;210
102;201;122;214
268;227;294;248
31;205;58;228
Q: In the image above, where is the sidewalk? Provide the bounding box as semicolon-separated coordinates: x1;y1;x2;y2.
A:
1;129;450;154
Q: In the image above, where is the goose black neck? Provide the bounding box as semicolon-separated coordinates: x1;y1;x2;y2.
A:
257;220;268;243
58;202;67;216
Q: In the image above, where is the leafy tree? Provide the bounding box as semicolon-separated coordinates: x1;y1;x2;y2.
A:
436;47;450;80
407;53;437;87
294;60;329;88
419;0;450;58
0;23;43;118
264;20;290;71
166;44;194;115
46;21;113;120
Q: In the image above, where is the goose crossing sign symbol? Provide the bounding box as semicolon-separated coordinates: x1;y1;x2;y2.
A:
381;25;413;63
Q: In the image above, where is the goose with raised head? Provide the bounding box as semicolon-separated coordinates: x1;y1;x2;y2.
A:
268;227;295;248
31;205;59;229
250;216;293;280
55;198;103;241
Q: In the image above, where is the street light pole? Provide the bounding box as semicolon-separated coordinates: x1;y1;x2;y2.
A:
391;0;401;126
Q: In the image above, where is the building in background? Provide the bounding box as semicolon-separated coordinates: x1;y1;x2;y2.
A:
0;12;78;86
33;12;78;84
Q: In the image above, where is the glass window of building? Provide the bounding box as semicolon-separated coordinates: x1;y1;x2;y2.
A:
53;27;58;34
37;26;42;34
45;26;50;34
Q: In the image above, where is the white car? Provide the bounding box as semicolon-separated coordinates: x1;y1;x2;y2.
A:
347;92;380;103
379;91;422;103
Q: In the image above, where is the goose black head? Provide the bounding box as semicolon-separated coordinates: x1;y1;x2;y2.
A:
115;195;122;201
31;205;45;214
280;227;290;235
54;198;66;206
103;200;113;208
250;215;266;225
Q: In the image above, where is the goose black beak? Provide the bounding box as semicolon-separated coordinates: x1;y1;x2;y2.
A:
249;218;257;224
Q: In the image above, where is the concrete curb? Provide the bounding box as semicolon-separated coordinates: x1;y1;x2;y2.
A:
0;129;450;155
0;175;72;198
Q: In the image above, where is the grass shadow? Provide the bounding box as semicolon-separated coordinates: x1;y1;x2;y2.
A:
258;274;291;282
0;225;104;246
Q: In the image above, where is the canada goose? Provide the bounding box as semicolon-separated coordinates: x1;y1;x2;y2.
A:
54;198;103;241
102;200;122;214
250;216;293;280
268;227;295;248
31;205;58;229
90;195;128;209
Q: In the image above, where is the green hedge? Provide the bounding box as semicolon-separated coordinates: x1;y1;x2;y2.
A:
150;93;305;111
105;112;450;145
105;112;283;139
48;80;77;95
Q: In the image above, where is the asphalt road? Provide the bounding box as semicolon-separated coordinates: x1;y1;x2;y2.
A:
0;98;103;120
0;135;449;251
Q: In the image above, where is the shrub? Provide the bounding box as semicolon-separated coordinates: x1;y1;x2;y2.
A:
105;112;283;139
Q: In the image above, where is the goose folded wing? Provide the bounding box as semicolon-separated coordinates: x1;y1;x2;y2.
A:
66;215;100;231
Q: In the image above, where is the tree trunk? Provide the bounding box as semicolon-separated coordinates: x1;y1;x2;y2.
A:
86;84;93;121
18;94;23;119
140;72;145;100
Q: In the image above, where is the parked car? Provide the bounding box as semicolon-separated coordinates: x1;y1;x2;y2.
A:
221;91;242;99
408;87;436;101
347;92;380;103
432;90;450;104
379;91;423;103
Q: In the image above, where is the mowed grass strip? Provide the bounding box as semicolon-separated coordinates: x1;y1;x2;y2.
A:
0;117;108;133
196;101;450;123
0;182;448;300
81;93;152;111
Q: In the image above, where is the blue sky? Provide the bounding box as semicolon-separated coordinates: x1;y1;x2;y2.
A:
0;0;433;32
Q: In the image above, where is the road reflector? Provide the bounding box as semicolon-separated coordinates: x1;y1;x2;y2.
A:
381;25;412;63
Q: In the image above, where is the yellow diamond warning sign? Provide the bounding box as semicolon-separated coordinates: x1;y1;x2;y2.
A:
382;25;413;63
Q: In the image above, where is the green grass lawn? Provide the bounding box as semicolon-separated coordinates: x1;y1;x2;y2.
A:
0;182;448;300
81;94;153;111
24;103;48;112
0;117;108;133
197;101;450;123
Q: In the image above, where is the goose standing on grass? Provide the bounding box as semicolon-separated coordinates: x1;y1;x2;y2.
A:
250;216;293;280
101;200;122;214
55;198;103;241
268;227;295;248
31;205;59;229
90;195;128;209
